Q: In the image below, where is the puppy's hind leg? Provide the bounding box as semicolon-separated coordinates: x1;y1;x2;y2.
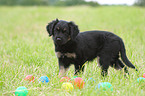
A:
115;59;129;75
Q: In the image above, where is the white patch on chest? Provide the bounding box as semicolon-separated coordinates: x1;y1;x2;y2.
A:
55;52;76;58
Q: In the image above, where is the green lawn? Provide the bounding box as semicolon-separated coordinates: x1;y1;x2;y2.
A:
0;6;145;96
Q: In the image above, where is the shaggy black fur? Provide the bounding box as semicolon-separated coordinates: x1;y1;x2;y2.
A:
46;19;138;77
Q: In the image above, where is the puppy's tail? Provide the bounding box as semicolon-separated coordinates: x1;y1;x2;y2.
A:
119;39;138;71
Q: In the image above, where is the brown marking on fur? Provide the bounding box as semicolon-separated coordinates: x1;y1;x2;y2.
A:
57;27;60;31
55;52;76;58
55;52;62;58
63;28;66;32
65;53;76;58
97;56;101;67
68;36;71;41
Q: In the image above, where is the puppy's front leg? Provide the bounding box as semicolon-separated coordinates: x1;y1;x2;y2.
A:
59;65;68;78
58;59;69;78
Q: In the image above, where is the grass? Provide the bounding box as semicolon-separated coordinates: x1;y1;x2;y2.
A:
0;6;145;96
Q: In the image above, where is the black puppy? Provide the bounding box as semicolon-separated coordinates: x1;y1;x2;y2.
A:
46;19;137;77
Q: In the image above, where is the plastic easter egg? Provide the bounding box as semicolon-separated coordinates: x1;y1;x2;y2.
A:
137;77;145;83
72;77;85;89
38;76;49;83
143;73;145;78
96;82;113;91
60;76;71;82
15;86;28;96
61;82;74;92
24;75;35;82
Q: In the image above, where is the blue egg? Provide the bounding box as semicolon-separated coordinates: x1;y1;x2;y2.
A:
39;76;49;83
137;77;145;83
95;82;113;91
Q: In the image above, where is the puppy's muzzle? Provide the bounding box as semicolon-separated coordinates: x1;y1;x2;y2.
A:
55;37;63;45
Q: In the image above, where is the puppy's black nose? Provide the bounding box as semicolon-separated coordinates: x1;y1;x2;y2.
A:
56;37;61;41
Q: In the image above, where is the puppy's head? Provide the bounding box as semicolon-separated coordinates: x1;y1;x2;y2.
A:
46;19;79;45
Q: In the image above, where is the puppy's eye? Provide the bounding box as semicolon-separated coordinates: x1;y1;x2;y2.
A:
63;28;66;32
56;27;60;31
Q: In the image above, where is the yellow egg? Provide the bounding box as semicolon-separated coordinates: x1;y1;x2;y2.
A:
61;82;74;92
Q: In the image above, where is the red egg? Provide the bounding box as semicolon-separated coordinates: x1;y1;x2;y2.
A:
143;73;145;78
72;77;85;89
24;75;35;82
60;76;71;82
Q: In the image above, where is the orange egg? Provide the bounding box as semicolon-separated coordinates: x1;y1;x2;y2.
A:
60;76;71;82
72;77;85;89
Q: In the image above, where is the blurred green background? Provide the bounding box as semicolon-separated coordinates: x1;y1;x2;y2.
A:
0;0;145;6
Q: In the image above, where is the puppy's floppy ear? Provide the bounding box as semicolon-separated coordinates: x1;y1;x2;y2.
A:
68;21;79;40
46;19;59;36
